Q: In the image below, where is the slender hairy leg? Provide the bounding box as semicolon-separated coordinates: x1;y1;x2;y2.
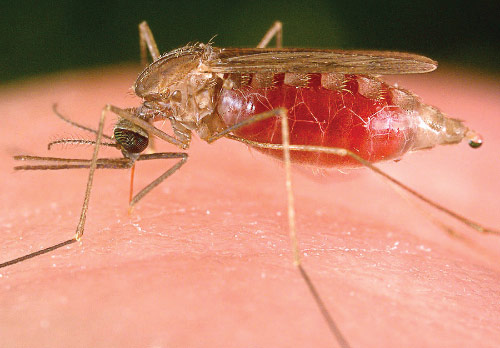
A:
47;139;118;150
0;107;107;267
211;105;352;347
52;104;113;140
226;135;499;236
280;109;352;348
139;21;161;66
206;106;352;346
4;151;187;268
257;21;283;48
131;152;188;207
138;21;161;153
14;156;131;170
74;108;107;240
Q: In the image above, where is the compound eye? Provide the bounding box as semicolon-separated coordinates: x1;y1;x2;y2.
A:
114;128;149;154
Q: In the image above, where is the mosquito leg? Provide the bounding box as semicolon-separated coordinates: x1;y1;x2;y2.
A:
75;106;108;240
0;106;108;268
227;135;500;236
129;152;188;207
279;111;299;265
14;155;102;163
388;184;498;262
280;110;352;348
137;21;162;153
52;104;113;140
206;108;286;143
106;104;189;150
14;156;133;170
14;151;187;209
209;107;352;347
47;139;119;150
15;150;186;212
257;21;283;48
139;21;161;66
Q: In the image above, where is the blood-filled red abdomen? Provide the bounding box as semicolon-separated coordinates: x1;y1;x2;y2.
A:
216;73;418;167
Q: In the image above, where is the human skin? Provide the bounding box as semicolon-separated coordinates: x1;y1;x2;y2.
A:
0;65;499;348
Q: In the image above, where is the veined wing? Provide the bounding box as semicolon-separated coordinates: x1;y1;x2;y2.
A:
205;47;437;75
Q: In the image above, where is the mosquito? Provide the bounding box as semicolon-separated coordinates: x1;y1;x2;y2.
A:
3;21;498;348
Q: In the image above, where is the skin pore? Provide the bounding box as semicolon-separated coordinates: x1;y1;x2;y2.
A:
0;66;499;348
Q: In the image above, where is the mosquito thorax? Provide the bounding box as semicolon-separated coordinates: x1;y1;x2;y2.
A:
113;118;149;157
134;43;220;135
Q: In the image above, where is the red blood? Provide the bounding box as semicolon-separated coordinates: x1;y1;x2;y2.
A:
217;74;417;166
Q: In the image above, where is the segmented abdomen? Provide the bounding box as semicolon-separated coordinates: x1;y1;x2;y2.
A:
217;73;418;167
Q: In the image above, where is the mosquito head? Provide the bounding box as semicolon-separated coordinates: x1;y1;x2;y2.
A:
113;118;149;159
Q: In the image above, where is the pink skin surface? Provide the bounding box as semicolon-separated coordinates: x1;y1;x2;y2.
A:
1;66;499;348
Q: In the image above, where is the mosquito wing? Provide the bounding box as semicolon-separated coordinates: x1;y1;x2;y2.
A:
205;47;437;75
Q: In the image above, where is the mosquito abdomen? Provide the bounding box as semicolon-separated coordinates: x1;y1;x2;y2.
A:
217;73;471;167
